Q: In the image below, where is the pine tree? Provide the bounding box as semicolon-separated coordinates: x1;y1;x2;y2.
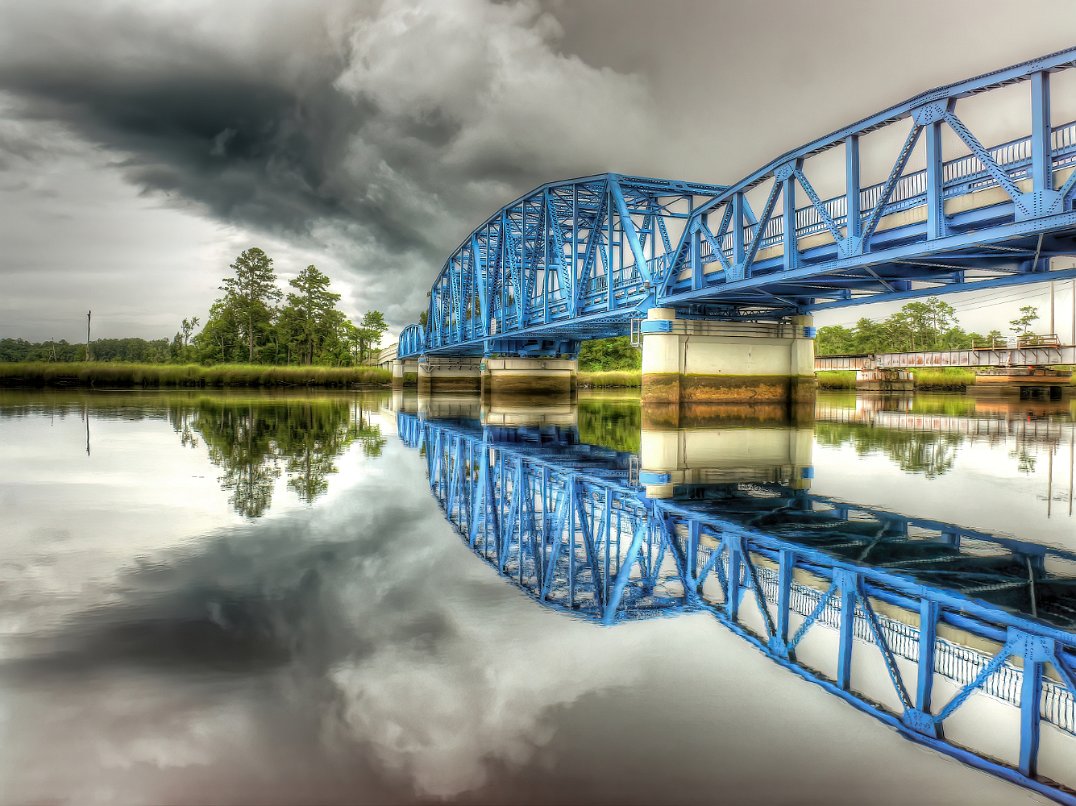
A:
280;265;341;364
220;247;282;363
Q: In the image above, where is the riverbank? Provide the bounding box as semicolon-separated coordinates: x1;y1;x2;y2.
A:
0;362;391;389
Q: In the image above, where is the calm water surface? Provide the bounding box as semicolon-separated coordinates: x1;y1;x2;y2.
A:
1;389;1073;805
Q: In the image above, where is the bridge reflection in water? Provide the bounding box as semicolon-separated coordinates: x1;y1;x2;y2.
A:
390;393;1076;803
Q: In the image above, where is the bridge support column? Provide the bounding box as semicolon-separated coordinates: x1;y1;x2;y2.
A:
481;357;578;399
641;308;816;405
417;357;483;394
391;359;418;389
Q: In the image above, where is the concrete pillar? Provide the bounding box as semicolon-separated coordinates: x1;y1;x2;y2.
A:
481;357;578;400
417;356;483;394
641;308;816;405
639;425;814;499
391;358;418;389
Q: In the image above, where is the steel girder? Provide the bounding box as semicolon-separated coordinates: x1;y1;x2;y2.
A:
398;49;1076;358
397;412;1076;802
399;174;726;357
660;47;1076;314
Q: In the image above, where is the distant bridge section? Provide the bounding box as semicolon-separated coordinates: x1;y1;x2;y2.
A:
816;344;1076;370
399;48;1076;364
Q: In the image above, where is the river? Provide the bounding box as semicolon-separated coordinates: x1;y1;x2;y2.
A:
0;388;1072;804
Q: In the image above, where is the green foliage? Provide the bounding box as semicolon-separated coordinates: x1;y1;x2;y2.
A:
1009;305;1040;335
0;337;171;363
578;336;641;371
815;297;1000;355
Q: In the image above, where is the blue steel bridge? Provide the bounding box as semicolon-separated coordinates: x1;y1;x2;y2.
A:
399;48;1076;359
395;410;1076;802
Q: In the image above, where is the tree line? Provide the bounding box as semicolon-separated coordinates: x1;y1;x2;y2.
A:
179;247;387;365
1;248;389;366
816;297;1040;356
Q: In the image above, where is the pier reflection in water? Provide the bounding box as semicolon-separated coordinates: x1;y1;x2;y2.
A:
394;389;1076;801
1;389;1074;804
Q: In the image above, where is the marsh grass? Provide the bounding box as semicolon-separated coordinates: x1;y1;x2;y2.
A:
910;367;975;390
816;370;856;390
578;370;641;388
0;362;391;388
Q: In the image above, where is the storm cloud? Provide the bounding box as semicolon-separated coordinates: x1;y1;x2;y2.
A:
0;0;1073;339
0;0;660;331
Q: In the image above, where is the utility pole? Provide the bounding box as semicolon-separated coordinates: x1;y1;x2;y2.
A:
86;310;92;362
1049;282;1055;335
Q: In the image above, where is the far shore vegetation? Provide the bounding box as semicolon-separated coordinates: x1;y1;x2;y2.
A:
3;255;1065;391
3;246;390;370
0;362;391;389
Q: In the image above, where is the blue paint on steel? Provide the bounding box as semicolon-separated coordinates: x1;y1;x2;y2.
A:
638;470;671;485
639;320;673;334
399;49;1076;360
396;411;1076;803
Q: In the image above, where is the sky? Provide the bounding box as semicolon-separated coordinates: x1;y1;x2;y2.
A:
1;0;1075;343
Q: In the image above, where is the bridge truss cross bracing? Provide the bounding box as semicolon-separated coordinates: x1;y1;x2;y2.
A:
399;48;1076;359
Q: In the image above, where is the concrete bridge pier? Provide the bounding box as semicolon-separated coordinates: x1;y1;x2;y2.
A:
417;356;483;394
481;357;578;400
640;309;816;405
391;358;418;388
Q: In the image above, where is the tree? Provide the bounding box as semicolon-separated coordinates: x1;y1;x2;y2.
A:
220;247;282;363
279;265;341;365
815;325;858;356
194;299;240;364
578;336;640;371
356;310;388;364
1009;305;1039;336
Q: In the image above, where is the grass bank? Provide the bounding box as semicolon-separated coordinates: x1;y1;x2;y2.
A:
817;368;974;391
578;370;641;388
911;367;975;391
816;370;856;390
0;362;391;389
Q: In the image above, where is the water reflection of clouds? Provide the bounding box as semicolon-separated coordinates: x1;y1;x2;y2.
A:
0;400;1052;805
0;439;645;803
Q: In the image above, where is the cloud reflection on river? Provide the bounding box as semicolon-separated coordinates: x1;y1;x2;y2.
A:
0;438;645;803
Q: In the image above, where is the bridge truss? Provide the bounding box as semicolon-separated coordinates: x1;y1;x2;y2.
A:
400;48;1076;359
398;412;1076;802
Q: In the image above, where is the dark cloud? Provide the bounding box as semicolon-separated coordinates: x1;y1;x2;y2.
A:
0;0;1071;336
0;0;659;329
